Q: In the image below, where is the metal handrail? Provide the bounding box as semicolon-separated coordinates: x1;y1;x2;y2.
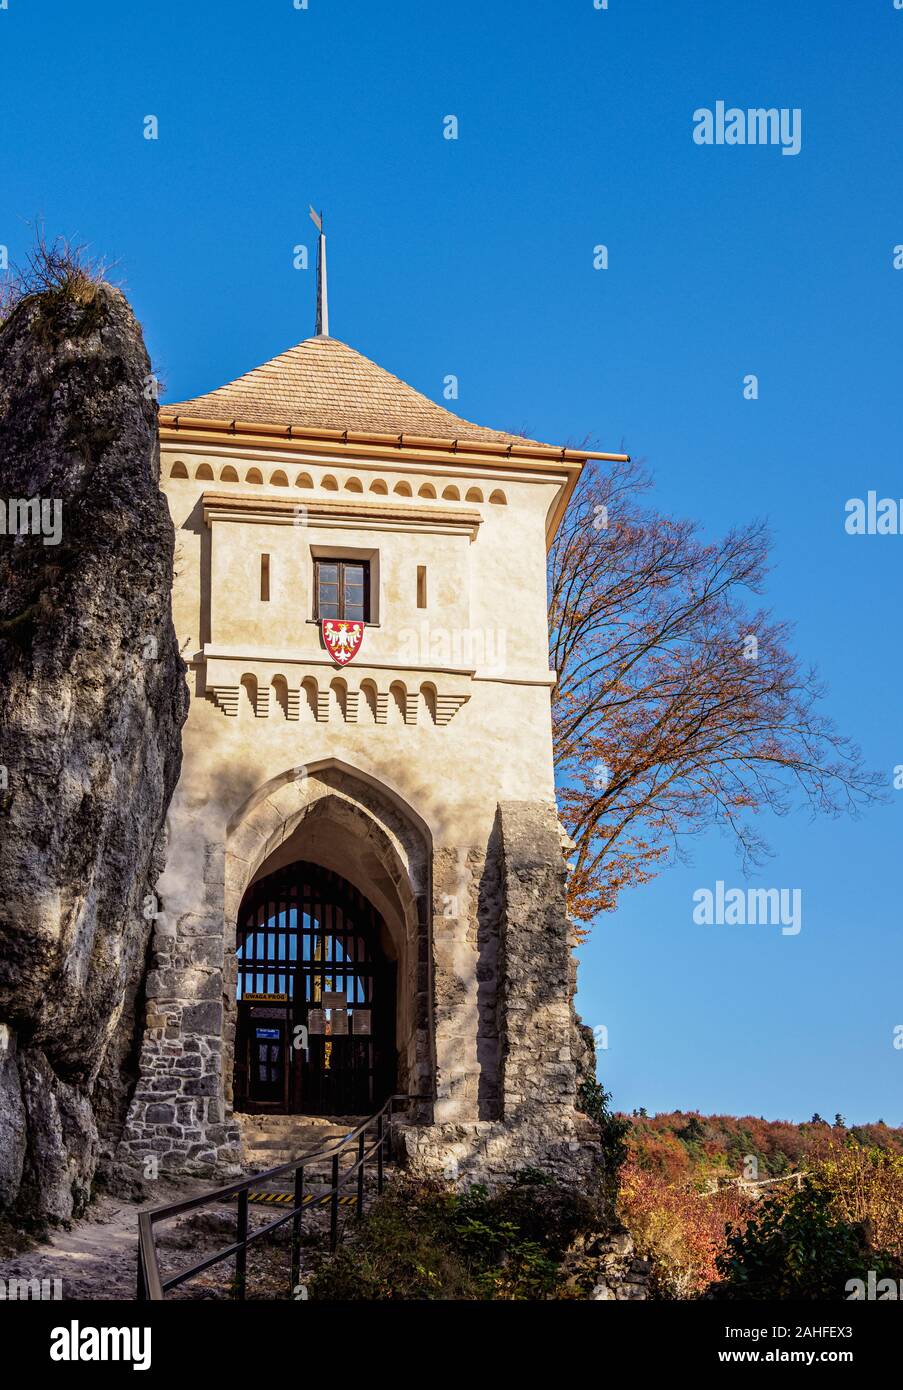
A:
137;1093;418;1301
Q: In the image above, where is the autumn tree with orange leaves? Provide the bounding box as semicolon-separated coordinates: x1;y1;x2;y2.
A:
549;457;882;926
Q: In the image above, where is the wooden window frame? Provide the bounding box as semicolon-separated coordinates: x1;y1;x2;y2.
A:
314;557;371;623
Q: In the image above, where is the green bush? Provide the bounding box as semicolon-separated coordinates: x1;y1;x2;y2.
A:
578;1076;630;1218
308;1171;601;1301
712;1178;898;1300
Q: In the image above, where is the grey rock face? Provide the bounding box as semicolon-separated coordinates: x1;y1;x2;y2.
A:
0;277;187;1221
0;1025;27;1207
16;1048;99;1223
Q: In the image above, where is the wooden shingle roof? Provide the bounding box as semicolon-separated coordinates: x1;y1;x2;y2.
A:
165;335;545;447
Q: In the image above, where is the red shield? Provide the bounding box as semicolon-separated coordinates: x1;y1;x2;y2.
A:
321;619;364;666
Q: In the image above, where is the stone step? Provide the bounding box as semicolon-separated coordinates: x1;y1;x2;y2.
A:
235;1113;363;1129
235;1112;371;1173
249;1134;349;1149
236;1113;365;1128
244;1156;339;1169
250;1134;355;1145
244;1152;395;1180
245;1157;391;1175
244;1139;352;1155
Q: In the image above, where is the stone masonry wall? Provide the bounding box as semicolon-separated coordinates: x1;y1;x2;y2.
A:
431;839;502;1124
496;800;578;1125
115;842;242;1179
398;800;603;1190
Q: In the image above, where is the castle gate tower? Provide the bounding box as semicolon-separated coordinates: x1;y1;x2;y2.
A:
118;268;623;1185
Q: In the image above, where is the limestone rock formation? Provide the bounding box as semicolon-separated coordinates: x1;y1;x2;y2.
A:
0;273;187;1223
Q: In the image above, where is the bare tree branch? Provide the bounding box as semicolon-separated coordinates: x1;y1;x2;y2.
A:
550;457;884;927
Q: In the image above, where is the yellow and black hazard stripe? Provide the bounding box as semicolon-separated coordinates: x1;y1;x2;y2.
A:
239;1190;358;1207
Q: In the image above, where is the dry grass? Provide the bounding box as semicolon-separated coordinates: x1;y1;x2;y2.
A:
0;227;112;326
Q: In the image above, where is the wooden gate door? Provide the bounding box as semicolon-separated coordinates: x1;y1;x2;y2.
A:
233;861;396;1116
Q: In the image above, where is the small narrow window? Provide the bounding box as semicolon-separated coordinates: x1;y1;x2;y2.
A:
416;565;427;609
315;558;370;622
260;554;270;602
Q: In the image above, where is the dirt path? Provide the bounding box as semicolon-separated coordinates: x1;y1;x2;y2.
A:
0;1182;211;1301
0;1172;373;1301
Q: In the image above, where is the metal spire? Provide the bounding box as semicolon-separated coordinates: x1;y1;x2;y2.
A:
309;206;328;337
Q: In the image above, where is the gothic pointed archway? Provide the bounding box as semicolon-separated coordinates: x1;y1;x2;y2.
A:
233;859;396;1116
222;760;434;1121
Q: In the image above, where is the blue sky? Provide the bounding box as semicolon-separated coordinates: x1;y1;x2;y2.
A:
2;0;901;1124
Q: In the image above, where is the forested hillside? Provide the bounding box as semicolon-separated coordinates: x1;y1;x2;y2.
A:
616;1110;903;1296
625;1111;903;1185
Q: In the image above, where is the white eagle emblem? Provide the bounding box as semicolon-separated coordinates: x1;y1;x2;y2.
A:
321;619;364;666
